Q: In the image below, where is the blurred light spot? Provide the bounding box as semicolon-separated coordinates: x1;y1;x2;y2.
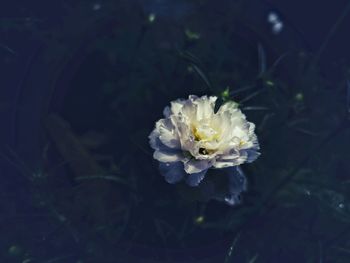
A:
338;203;345;209
295;92;304;102
265;80;274;86
304;189;311;196
272;22;283;34
268;12;279;23
8;245;22;257
92;3;101;11
267;11;283;34
194;215;204;224
187;66;194;73
148;13;156;23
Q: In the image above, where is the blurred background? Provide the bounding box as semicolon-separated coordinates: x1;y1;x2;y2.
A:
0;0;350;262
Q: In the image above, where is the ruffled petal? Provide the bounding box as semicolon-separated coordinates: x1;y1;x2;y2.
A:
195;96;217;120
158;119;180;149
213;161;236;169
153;149;183;163
224;166;247;206
170;99;186;115
163;106;171;118
245;149;261;163
159;162;185;183
214;152;248;168
216;100;239;115
148;128;161;150
186;169;208;186
184;159;212;174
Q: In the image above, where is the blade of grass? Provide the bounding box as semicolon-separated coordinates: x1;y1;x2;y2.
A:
242;106;269;111
229;85;255;95
347;80;350;118
191;64;213;91
291;127;321;137
248;254;259;263
178;50;202;65
224;232;241;263
0;43;17;55
262;120;348;207
315;2;350;61
270;52;289;71
178;50;213;91
257;43;266;77
239;89;266;104
75;174;134;190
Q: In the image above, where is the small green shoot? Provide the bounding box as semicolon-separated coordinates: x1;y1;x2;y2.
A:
185;29;201;40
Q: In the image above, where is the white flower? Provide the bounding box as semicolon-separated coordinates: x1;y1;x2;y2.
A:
149;95;260;186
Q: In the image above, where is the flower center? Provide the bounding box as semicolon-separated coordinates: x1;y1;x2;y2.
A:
193;124;219;142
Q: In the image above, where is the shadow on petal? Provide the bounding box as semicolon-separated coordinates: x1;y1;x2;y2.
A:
245;149;261;163
186;169;208;186
173;166;248;205
194;166;248;206
159;162;186;184
224;166;247;206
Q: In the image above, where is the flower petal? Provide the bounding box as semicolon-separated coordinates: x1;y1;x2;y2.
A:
195;96;217;120
158;119;180;149
184;159;212;174
163;106;171;117
153;149;182;163
217;100;239;115
159;162;185;183
170;99;186;115
186;169;207;186
245;149;261;163
149;129;160;150
223;166;247;205
228;166;247;193
181;99;198;121
213;161;236;168
172;116;195;151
